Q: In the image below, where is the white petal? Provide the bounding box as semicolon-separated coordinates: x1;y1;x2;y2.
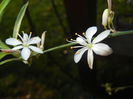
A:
5;38;22;45
92;30;110;44
102;9;109;27
85;26;97;43
92;43;113;56
74;47;88;63
23;33;29;42
76;37;87;46
29;46;43;53
12;46;23;50
21;47;31;60
28;37;41;45
87;49;94;69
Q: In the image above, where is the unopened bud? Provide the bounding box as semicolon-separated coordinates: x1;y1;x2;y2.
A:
102;9;109;28
40;31;46;49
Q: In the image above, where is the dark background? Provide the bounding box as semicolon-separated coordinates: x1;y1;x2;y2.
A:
0;0;133;99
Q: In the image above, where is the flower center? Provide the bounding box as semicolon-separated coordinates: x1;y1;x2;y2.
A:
23;43;29;47
87;44;93;48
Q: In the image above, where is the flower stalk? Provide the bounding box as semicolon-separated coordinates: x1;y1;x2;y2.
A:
42;30;133;54
43;42;77;53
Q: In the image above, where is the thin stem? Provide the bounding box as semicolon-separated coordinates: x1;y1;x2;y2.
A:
43;42;77;53
107;0;112;11
109;30;133;37
43;30;133;54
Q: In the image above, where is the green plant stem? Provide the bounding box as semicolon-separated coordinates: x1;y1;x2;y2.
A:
0;58;21;65
43;30;133;54
43;42;77;53
109;30;133;37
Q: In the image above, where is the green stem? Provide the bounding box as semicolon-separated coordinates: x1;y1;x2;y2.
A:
109;30;133;37
43;30;133;53
0;58;21;65
43;42;77;53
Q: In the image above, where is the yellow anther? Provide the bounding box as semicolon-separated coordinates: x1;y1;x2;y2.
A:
22;31;24;33
82;32;85;35
70;47;73;49
75;33;78;35
70;39;73;41
30;32;32;34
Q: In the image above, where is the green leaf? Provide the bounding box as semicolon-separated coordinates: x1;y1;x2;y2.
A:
13;2;29;38
0;39;10;49
0;52;9;59
0;40;10;59
0;0;11;21
0;58;20;65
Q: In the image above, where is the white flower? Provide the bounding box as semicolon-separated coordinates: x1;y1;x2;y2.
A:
5;32;43;60
71;26;113;69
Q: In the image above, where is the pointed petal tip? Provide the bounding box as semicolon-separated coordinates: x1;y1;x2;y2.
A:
92;30;111;44
29;46;43;54
74;47;87;63
21;48;31;61
5;38;22;46
89;65;93;69
87;49;94;70
85;26;97;43
92;43;113;56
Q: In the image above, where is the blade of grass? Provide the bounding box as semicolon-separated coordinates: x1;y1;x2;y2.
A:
13;2;29;38
0;0;11;21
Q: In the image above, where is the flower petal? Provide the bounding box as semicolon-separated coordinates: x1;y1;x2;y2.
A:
76;37;87;46
28;37;41;45
87;49;94;69
5;38;22;46
12;46;23;50
92;30;110;44
29;46;43;53
85;26;97;43
92;43;113;56
74;47;88;63
21;47;31;60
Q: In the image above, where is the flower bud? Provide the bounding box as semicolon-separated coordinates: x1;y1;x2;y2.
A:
102;9;109;28
40;31;46;50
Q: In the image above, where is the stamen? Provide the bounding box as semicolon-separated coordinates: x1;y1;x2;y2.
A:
29;32;32;39
66;38;76;43
70;39;73;41
70;47;73;49
18;34;23;41
75;33;78;35
70;46;83;49
82;32;85;35
76;34;87;42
